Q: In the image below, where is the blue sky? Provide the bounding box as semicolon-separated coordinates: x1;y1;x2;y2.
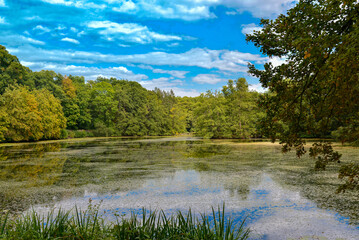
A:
0;0;292;96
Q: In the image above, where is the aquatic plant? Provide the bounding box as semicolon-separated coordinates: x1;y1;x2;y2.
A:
0;205;250;240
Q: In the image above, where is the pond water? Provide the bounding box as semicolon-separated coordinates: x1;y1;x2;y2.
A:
0;137;358;239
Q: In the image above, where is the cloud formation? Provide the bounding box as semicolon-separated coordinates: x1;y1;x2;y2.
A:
21;61;148;81
137;65;189;79
193;74;226;84
41;0;294;20
41;0;106;9
241;23;262;35
87;21;182;44
0;34;45;46
248;83;266;93
10;46;268;73
61;37;80;44
33;25;51;34
139;77;200;97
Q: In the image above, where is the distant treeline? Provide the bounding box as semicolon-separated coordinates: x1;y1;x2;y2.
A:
0;45;263;142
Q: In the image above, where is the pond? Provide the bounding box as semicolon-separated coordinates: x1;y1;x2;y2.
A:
0;137;358;239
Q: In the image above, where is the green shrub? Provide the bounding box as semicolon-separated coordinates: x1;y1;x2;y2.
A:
60;129;68;139
74;130;88;138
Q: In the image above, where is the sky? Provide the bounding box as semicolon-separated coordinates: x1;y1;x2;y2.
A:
0;0;293;97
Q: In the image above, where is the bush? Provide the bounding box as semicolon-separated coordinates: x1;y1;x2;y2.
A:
60;129;68;139
67;130;75;138
74;130;88;138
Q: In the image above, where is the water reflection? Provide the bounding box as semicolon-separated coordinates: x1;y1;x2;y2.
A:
0;137;358;239
32;171;359;239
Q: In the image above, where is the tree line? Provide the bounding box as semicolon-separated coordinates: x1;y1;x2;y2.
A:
0;45;263;142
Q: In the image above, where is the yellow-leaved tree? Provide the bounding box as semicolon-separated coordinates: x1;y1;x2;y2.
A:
35;89;66;140
0;86;66;142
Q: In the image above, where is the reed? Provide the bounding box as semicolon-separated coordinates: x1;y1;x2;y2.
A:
0;205;250;240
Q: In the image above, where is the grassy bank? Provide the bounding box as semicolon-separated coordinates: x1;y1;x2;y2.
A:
0;205;250;240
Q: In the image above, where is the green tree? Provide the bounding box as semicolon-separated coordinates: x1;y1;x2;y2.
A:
0;45;30;94
222;78;261;138
247;0;359;190
193;91;229;138
34;89;67;139
70;75;92;129
89;80;117;132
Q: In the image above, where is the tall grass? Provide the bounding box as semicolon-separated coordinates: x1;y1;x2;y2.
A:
0;205;250;239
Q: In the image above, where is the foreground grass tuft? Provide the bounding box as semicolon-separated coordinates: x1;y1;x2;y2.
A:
0;205;250;239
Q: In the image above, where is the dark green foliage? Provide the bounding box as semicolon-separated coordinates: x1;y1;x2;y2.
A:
247;0;359;191
309;142;342;170
338;163;359;193
0;206;250;240
0;46;31;94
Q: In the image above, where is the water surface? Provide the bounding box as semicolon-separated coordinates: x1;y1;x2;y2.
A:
0;137;358;239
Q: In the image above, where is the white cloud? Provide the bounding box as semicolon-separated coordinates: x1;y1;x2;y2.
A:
24;16;42;21
0;34;45;46
140;77;179;89
33;25;51;34
139;77;200;97
152;69;188;79
22;36;46;45
249;83;266;93
109;0;294;19
41;0;106;9
225;11;238;15
269;56;287;67
137;64;189;79
77;31;86;37
21;61;148;81
87;21;182;44
167;42;180;47
170;87;201;97
9;46;268;73
241;23;262;35
36;0;296;22
61;37;80;44
116;0;216;21
0;16;5;24
222;0;296;18
0;0;5;7
112;0;137;13
39;0;295;20
193;74;225;84
70;27;78;32
56;25;66;30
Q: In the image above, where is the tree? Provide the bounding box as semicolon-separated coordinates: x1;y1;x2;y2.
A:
247;0;359;191
193;91;229;138
0;45;30;94
89;80;117;133
34;89;67;140
70;75;92;129
62;76;77;99
0;86;66;142
0;86;43;141
222;78;261;138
